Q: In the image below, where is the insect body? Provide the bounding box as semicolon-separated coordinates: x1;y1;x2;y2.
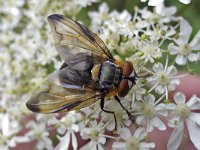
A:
26;14;137;129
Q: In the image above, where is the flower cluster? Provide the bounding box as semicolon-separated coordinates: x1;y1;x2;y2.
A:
0;0;200;150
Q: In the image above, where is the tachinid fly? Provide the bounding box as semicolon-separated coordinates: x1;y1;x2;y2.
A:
26;14;140;129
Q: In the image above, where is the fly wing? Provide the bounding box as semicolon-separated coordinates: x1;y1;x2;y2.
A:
47;66;100;90
27;65;102;113
26;83;103;113
47;14;114;70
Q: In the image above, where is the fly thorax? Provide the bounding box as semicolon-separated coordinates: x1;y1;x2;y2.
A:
99;61;121;89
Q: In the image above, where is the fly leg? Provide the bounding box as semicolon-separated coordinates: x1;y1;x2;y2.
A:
114;95;134;121
100;98;117;130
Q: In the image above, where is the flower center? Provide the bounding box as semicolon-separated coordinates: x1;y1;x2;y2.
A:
127;22;135;30
0;135;6;145
142;103;156;118
144;46;154;55
176;103;190;119
157;71;169;85
64;118;72;128
89;129;99;141
34;128;43;139
126;136;139;150
180;44;192;56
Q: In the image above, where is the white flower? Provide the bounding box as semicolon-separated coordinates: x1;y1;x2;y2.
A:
166;92;200;150
138;3;178;24
102;31;120;51
88;2;110;31
55;112;81;150
35;113;58;126
131;79;146;102
80;121;107;150
168;19;200;65
147;61;180;95
134;94;167;132
112;127;155;150
57;112;80;134
25;121;53;150
0;99;29;149
78;102;101;130
109;10;132;30
119;38;138;54
101;100;131;131
145;24;176;41
138;40;162;63
155;3;178;22
0;114;19;149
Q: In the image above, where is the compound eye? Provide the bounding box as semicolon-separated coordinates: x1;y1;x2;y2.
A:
122;61;133;76
118;79;129;97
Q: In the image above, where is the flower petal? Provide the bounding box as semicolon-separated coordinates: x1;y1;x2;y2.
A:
155;3;176;16
165;103;176;110
2;114;9;136
119;128;132;140
112;142;126;149
187;119;200;149
98;136;106;144
180;19;192;44
147;120;154;132
188;53;199;62
71;124;79;132
175;54;187;65
167;121;184;150
71;132;78;150
144;94;155;104
156;104;168;117
155;85;165;94
167;65;177;77
152;117;166;131
190;31;200;50
99;2;109;13
189;112;200;125
57;132;70;150
13;136;30;143
179;0;191;4
148;0;164;6
140;142;155;149
168;116;180;128
153;63;164;73
168;44;179;55
174;92;186;104
186;95;200;110
136;115;144;125
134;128;146;140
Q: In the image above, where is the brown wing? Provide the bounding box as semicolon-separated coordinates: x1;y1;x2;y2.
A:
47;14;114;70
47;65;100;90
26;83;103;113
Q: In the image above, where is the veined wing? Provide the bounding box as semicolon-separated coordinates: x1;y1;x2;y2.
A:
26;83;103;113
47;65;100;90
47;14;114;70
